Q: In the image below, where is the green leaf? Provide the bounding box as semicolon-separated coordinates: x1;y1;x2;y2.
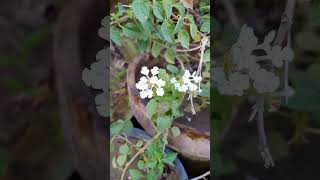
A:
172;109;183;119
163;152;177;165
153;0;164;20
174;2;185;16
163;0;172;19
146;159;157;169
161;20;175;43
123;23;141;37
158;101;170;114
158;69;170;81
110;120;124;135
178;29;190;49
110;27;121;46
116;154;127;166
142;19;153;36
166;64;179;74
174;16;184;34
119;144;130;154
190;23;198;40
135;140;144;148
200;84;210;98
138;39;148;52
129;169;145;180
118;2;124;16
112;157;118;168
203;50;210;62
147;170;157;180
155;163;164;177
287;87;320;111
151;41;161;57
171;126;180;137
164;49;175;64
156;116;172;132
121;119;133;134
200;19;210;33
185;14;195;24
146;99;159;117
138;160;145;170
132;0;150;23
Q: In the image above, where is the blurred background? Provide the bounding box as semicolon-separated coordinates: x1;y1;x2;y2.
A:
0;0;107;180
213;0;320;179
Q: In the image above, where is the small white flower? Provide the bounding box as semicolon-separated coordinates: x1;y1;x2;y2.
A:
150;76;159;84
174;83;181;90
171;69;202;94
139;76;148;83
183;70;191;83
146;89;153;98
141;66;149;76
136;81;147;90
181;84;188;92
194;76;202;83
156;88;164;96
151;66;159;75
156;79;166;87
136;66;166;98
170;77;177;84
188;83;198;91
140;90;148;99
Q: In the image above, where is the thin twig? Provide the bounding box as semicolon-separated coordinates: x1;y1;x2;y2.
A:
196;36;209;76
256;96;274;168
176;45;202;52
255;0;296;167
111;16;129;26
190;94;196;115
190;171;210;180
176;56;186;70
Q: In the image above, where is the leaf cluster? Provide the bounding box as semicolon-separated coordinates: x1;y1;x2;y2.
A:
110;0;210;63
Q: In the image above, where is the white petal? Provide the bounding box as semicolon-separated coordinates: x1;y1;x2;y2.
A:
156;79;166;87
170;77;177;84
146;89;153;98
140;91;147;99
174;83;181;90
139;76;148;83
194;76;202;83
189;83;197;91
183;70;191;79
141;66;149;76
136;83;142;90
150;66;159;75
181;85;188;92
156;88;164;96
150;76;158;84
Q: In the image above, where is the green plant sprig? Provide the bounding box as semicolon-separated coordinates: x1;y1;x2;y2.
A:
110;0;210;64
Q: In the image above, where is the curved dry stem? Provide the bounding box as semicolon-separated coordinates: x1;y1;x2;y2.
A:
190;171;210;180
176;45;202;52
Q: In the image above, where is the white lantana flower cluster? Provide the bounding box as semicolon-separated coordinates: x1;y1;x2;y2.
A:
136;66;166;99
170;70;202;94
213;24;294;95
